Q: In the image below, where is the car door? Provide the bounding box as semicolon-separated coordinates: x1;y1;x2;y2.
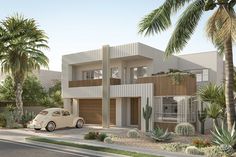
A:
61;110;73;127
51;110;63;128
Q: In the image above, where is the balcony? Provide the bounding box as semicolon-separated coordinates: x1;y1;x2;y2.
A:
69;78;121;87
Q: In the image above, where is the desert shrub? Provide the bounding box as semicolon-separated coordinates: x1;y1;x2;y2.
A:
175;122;195;136
127;129;140;138
97;133;108;142
185;146;204;155
161;143;189;152
201;146;227;157
151;127;172;142
211;123;236;148
104;137;113;144
192;138;211;148
84;132;99;140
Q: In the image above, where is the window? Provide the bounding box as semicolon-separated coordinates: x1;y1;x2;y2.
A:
130;66;148;83
39;111;48;115
162;97;177;118
82;69;102;80
52;111;61;117
111;67;119;78
196;73;202;82
202;69;209;81
62;110;70;116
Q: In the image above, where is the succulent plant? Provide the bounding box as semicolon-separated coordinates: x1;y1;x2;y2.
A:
143;98;152;132
127;129;140;138
185;146;204;155
219;144;233;155
104;137;113;144
151;127;172;142
211;122;236;148
175;122;195;136
161;143;189;152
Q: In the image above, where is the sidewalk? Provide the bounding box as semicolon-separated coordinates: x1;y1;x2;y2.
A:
0;128;204;157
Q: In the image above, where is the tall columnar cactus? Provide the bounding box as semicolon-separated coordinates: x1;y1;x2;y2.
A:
143;98;152;132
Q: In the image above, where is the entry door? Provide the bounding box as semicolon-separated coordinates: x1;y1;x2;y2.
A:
130;98;139;125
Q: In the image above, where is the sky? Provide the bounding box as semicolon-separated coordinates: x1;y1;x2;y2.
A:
1;0;235;71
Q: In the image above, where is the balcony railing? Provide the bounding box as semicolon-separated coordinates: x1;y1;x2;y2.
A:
69;78;121;87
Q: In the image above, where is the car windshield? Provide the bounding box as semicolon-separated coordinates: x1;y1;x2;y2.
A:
39;111;48;115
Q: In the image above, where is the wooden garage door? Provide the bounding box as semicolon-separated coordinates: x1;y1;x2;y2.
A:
79;99;116;125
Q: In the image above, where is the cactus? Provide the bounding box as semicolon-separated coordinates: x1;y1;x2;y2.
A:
127;129;140;138
220;144;233;155
185;146;204;155
175;122;195;136
104;137;113;144
143;98;152;132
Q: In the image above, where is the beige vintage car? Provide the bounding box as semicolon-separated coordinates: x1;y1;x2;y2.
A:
29;108;84;132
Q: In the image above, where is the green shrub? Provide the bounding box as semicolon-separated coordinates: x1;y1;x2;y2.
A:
97;133;108;142
192;138;211;148
21;111;36;128
104;137;113;144
151;127;172;142
84;132;99;140
185;146;204;155
211;123;236;148
175;122;195;136
201;146;226;157
161;143;189;152
0;114;6;127
127;129;140;138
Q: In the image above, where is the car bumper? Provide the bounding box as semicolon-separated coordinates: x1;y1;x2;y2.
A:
27;123;42;129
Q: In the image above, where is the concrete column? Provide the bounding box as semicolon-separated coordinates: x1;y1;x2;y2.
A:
102;45;110;128
64;98;72;112
116;98;122;126
72;99;79;116
127;98;131;126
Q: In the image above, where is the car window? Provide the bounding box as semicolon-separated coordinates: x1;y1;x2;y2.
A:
52;111;61;117
62;110;70;116
39;111;48;115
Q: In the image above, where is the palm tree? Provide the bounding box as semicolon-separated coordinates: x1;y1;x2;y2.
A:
0;14;49;118
139;0;236;130
206;103;224;127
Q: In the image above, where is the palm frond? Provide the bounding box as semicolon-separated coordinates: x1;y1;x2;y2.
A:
206;6;236;53
165;0;205;56
138;0;193;36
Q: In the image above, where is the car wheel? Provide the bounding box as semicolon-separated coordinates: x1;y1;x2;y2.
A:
34;128;41;131
76;120;84;128
46;121;56;132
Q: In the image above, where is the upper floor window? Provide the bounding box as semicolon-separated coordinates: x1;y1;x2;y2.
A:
187;69;209;83
82;69;102;80
111;67;119;78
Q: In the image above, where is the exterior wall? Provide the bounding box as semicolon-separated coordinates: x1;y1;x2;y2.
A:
177;51;224;85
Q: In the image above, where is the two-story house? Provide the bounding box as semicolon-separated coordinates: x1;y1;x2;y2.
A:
62;42;224;132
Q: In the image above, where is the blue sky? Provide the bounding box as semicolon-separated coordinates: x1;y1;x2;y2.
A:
1;0;235;71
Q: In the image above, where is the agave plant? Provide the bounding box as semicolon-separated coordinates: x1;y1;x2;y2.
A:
211;122;236;148
151;127;172;142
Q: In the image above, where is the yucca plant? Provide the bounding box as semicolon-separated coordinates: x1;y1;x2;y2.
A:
151;127;172;142
211;122;236;148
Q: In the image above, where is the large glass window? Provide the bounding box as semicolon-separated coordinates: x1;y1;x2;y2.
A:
130;66;148;83
162;97;177;118
82;69;102;80
111;67;119;78
187;69;209;82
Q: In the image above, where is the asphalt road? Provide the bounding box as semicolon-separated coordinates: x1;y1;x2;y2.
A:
0;140;96;157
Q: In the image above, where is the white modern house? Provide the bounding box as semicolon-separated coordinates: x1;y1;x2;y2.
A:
62;42;224;131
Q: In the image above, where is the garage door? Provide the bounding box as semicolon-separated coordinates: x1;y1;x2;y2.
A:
79;99;116;125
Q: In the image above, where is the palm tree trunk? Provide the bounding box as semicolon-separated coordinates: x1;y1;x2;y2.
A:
224;36;236;131
15;83;23;119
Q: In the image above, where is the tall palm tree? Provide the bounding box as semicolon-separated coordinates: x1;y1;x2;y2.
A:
139;0;236;130
0;14;49;117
